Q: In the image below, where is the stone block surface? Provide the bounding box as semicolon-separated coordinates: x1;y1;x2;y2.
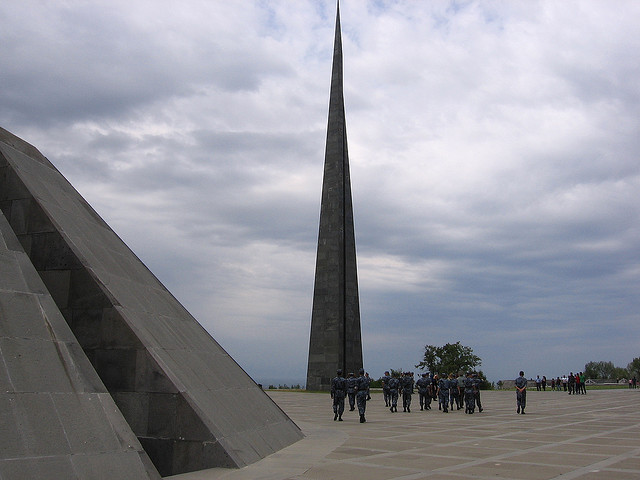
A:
0;209;160;479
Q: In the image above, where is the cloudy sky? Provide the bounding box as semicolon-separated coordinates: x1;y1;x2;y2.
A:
2;1;639;385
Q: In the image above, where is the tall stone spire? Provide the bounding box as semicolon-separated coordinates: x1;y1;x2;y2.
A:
306;2;363;391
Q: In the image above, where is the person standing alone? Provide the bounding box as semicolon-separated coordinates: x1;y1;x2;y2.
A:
515;370;527;414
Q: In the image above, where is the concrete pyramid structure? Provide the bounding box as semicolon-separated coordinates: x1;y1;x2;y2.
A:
0;126;302;478
306;2;363;391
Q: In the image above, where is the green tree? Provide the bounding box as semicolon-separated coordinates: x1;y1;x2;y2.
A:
627;358;640;378
584;361;617;379
415;342;481;376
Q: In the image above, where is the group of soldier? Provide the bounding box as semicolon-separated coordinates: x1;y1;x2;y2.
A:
330;368;484;423
381;371;483;415
330;368;371;423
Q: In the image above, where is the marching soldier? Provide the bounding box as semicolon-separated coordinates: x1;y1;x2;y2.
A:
472;372;483;412
437;373;450;413
330;369;347;421
464;372;475;414
388;373;400;412
416;373;431;410
355;368;370;423
347;372;357;411
401;371;415;412
382;371;391;407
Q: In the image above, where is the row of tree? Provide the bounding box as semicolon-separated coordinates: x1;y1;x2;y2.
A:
584;358;640;381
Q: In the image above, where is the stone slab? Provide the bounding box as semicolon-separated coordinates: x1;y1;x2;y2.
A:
0;209;160;479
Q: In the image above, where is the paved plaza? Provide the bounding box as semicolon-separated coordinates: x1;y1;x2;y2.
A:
171;388;640;480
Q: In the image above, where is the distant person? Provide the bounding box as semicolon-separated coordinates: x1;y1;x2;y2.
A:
457;371;466;409
568;372;575;394
542;375;547;391
355;368;370;423
551;377;556;391
401;371;415;412
574;373;581;395
473;372;483;412
365;372;372;400
388;373;400;412
449;373;461;410
330;369;347;421
347;372;357;411
557;377;562;392
464;372;475;414
579;372;586;394
562;375;568;391
437;373;450;413
536;375;542;391
416;373;431;411
515;370;527;414
382;371;391;407
633;376;637;389
430;373;438;403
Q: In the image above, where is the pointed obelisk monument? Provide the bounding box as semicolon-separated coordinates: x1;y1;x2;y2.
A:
306;2;363;391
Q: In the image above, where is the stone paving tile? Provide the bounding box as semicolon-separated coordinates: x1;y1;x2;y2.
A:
538;442;633;456
366;452;465;469
299;462;406;480
414;444;516;459
449;461;572;479
505;451;610;467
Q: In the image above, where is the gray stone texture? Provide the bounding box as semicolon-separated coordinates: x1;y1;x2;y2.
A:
0;208;160;479
306;3;363;392
0;126;302;477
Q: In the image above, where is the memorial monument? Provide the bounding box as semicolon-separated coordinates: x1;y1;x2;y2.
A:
306;2;364;391
0;126;302;478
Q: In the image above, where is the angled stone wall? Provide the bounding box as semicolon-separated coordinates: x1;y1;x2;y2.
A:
0;209;161;479
0;127;302;477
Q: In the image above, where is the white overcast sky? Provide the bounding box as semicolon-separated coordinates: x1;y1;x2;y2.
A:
2;1;639;385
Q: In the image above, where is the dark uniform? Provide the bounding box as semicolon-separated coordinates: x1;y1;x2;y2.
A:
430;374;438;403
401;372;414;412
355;368;370;423
388;376;399;412
437;375;450;413
330;370;347;421
347;373;357;411
416;373;431;410
473;373;483;412
515;372;527;414
382;372;391;407
448;374;460;410
464;373;475;414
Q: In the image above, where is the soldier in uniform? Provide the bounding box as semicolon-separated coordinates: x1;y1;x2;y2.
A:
430;373;438;404
437;373;450;413
464;372;476;414
347;372;357;411
382;371;391;407
416;373;431;410
472;372;483;412
456;371;466;410
388;374;400;412
515;370;527;414
401;371;415;412
355;368;370;423
330;369;347;421
448;373;460;410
